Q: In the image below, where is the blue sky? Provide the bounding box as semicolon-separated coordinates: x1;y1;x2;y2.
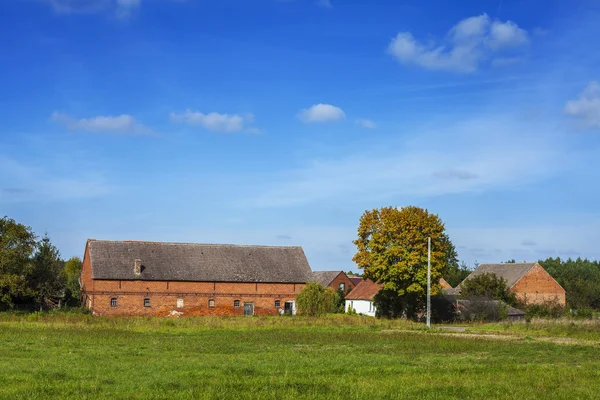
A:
1;0;600;271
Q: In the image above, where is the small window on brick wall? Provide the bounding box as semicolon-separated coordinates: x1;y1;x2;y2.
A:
208;299;215;308
339;283;345;291
177;298;184;308
110;298;117;307
234;300;240;308
275;300;281;308
144;298;151;307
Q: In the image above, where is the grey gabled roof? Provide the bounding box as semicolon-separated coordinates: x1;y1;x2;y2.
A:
311;271;343;287
88;240;313;283
461;263;536;289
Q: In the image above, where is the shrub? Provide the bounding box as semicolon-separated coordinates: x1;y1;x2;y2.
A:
461;272;517;306
296;282;337;317
522;299;565;319
456;300;507;322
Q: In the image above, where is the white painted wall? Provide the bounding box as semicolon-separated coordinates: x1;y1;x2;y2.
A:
345;299;376;317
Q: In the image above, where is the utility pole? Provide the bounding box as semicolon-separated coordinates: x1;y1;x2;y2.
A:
427;237;431;328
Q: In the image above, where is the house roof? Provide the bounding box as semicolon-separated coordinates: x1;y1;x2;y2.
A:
311;271;343;287
439;278;453;289
461;262;537;289
345;279;383;301
349;277;363;287
87;239;313;283
456;299;525;317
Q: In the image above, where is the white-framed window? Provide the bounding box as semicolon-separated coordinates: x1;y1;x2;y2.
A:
110;298;117;307
339;283;345;291
144;298;150;307
275;300;281;308
208;299;215;308
234;300;240;308
177;298;184;308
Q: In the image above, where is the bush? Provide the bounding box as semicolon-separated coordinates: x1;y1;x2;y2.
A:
456;299;507;322
296;282;337;317
522;299;565;319
461;272;517;306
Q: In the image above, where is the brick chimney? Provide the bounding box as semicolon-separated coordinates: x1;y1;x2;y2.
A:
134;259;142;276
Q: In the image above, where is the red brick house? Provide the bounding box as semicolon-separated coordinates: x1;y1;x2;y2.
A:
453;262;566;306
80;239;313;316
311;270;355;293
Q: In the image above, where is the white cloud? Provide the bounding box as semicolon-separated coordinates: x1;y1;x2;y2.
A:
355;118;377;129
298;104;345;123
564;82;600;128
316;0;332;8
488;20;528;49
116;0;140;18
246;127;263;135
0;155;111;203
51;112;150;134
451;222;600;265
388;14;529;73
169;110;251;133
45;0;110;14
248;116;562;207
45;0;141;18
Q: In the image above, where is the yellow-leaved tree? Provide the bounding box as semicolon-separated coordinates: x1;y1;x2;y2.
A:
352;206;457;318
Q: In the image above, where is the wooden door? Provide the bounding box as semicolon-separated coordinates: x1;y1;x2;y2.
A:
244;302;254;316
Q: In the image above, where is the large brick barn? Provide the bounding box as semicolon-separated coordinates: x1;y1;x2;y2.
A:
449;262;566;307
80;239;313;316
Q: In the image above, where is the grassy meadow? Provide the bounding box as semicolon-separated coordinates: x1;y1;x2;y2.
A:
0;313;599;399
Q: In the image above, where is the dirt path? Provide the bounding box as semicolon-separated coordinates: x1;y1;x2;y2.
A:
381;328;600;347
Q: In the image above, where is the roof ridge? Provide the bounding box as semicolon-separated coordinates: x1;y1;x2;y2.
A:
87;239;302;249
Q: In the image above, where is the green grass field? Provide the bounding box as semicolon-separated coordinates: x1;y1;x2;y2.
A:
1;313;599;399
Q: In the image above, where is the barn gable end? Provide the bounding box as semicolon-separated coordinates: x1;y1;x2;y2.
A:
511;263;566;306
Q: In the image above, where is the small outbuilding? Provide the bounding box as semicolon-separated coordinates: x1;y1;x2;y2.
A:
344;279;383;317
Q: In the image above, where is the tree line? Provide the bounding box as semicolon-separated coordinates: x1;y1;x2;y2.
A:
0;217;81;311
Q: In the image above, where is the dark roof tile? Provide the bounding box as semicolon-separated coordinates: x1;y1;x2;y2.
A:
88;240;312;283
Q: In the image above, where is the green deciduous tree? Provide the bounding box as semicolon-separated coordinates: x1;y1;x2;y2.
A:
63;256;82;306
0;216;37;310
296;282;337;317
28;234;65;310
353;206;456;318
460;272;516;305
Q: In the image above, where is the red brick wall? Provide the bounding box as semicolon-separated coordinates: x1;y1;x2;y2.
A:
511;264;566;306
80;242;94;309
327;273;355;294
84;279;305;316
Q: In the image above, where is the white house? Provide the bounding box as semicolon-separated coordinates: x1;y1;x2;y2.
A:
344;279;382;317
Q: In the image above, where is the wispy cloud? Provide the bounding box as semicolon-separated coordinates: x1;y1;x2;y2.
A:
51;112;151;135
116;0;140;18
316;0;332;8
0;155;111;203
45;0;111;14
451;222;600;264
45;0;140;18
433;170;479;180
248;116;562;207
355;118;377;129
170;110;258;133
298;104;345;123
565;81;600;128
388;14;529;73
